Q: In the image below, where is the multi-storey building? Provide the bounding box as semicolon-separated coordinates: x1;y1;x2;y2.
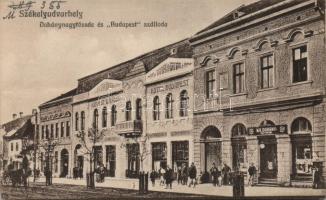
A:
37;89;76;177
189;0;325;186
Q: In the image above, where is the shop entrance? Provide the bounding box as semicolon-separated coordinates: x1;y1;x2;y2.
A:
60;149;69;178
259;136;277;179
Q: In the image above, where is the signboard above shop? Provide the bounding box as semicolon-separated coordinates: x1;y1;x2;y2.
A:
248;125;288;135
145;57;193;84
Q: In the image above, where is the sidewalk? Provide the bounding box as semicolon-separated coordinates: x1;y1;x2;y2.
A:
34;177;326;197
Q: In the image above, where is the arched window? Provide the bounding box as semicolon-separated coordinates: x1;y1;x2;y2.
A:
93;109;99;130
153;96;160;121
231;123;247;171
125;101;132;121
81;111;85;131
165;93;173;119
75;112;79;131
102;107;107;128
136;98;142;120
291;117;312;133
180;90;189;117
260;120;275;127
231;123;247;137
111;105;117;126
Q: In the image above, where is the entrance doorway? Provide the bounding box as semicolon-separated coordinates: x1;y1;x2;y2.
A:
200;126;222;173
60;149;69;177
259;136;277;179
126;143;139;178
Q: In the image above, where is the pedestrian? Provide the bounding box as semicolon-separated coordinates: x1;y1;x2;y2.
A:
182;163;188;185
313;166;321;189
159;167;166;186
188;162;197;188
177;166;182;184
217;165;222;187
222;163;231;185
73;167;78;179
150;170;156;187
99;164;105;183
210;163;218;186
79;167;83;179
165;165;173;189
248;163;257;186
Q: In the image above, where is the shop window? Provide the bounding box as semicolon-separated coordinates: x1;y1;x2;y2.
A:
111;105;117;126
93;146;103;167
231;123;247;171
66;121;70;137
206;70;215;98
126;143;140;178
136;99;142;120
93;109;99;130
106;145;116;177
102;107;107;128
152;142;167;170
180;90;189;117
293;45;308;83
125;101;132;121
54;151;58;173
172;141;189;170
81;111;85;130
153;96;160;121
165;93;173;119
260;54;274;89
233;63;245;94
61;122;65;137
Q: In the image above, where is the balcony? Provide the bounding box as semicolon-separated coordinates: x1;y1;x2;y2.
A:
115;120;143;138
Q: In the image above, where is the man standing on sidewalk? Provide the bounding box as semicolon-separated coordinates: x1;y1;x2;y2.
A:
188;162;197;188
210;163;218;186
248;163;257;186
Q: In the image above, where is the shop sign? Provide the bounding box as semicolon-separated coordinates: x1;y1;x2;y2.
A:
248;125;288;135
90;95;121;108
145;58;193;84
150;79;189;94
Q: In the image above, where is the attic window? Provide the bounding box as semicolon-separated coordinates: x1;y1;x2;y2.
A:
170;48;177;55
233;11;245;19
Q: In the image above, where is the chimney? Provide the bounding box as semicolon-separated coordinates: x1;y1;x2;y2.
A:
13;113;17;120
19;112;23;118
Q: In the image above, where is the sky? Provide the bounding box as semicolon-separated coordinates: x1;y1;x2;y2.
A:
0;0;258;124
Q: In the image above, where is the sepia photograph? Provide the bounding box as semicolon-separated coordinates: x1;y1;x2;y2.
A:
0;0;325;199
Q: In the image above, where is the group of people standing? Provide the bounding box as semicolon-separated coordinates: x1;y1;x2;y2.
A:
209;163;233;186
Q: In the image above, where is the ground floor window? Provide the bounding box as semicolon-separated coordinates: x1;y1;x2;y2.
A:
232;140;247;171
106;145;116;177
152;142;167;171
291;135;313;178
172;141;189;171
93;146;103;168
126;143;139;178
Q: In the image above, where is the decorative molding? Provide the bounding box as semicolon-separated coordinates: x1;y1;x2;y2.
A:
227;47;241;59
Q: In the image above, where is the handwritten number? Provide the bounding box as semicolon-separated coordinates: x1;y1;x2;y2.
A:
41;1;46;9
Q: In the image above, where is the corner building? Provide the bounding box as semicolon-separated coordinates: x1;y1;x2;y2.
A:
189;0;326;186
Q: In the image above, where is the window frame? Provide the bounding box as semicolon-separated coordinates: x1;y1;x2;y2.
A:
75;112;79;131
291;43;309;83
153;96;160;121
205;70;216;99
111;105;117;126
232;62;245;94
165;93;173;119
260;53;275;89
180;90;189;117
102;107;108;128
125;101;132;121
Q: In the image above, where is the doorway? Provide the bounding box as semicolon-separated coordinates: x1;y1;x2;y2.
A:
60;149;69;177
259;137;277;179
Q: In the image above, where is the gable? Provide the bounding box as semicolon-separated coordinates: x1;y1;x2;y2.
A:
89;79;123;99
145;57;193;84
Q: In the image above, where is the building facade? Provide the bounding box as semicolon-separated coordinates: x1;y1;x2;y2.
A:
189;0;325;186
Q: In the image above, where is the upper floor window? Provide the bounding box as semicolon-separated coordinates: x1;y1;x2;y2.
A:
233;63;245;94
81;111;85;131
136;98;142;120
75;112;79;131
93;109;99;130
293;45;307;83
11;143;13;151
102;107;107;127
16;142;19;151
165;93;173;119
153;96;160;121
206;70;215;98
55;123;59;138
41;125;44;139
66;121;70;137
111;105;117;126
125;101;132;121
50;124;54;138
180;90;189;117
291;117;312;133
261;54;274;89
61;122;65;137
45;125;49;139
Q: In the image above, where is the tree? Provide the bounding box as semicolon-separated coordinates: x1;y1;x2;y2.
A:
77;127;105;188
120;135;150;173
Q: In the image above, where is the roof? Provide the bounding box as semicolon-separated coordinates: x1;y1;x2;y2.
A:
76;39;193;94
2;115;34;140
39;88;77;108
192;0;309;40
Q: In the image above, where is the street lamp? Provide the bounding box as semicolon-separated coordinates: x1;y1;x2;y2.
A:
32;108;38;183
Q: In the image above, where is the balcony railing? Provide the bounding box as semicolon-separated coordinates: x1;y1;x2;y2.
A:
115;120;142;137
